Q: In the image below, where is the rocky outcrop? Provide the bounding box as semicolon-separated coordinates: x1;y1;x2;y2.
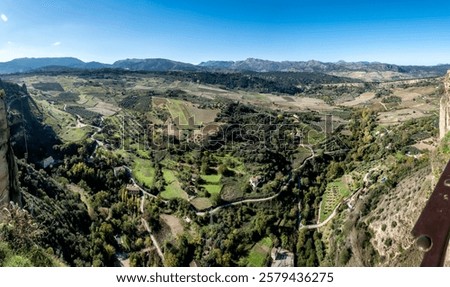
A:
0;91;21;207
0;79;60;164
439;71;450;139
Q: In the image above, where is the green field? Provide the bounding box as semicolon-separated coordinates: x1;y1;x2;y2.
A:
161;169;188;200
247;237;273;267
200;174;222;195
132;158;155;187
202;184;222;195
201;174;221;183
60;127;92;142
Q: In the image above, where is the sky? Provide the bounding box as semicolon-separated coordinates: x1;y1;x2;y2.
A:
1;0;450;65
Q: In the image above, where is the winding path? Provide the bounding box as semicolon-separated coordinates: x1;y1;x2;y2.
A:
299;202;342;230
297;144;316;171
195;188;285;216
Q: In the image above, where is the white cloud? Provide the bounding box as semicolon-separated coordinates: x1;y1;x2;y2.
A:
1;14;8;22
52;41;61;46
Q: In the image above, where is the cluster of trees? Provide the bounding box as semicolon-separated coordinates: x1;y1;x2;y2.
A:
301;83;371;104
167;71;303;95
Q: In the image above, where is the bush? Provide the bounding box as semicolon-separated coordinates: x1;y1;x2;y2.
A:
381;96;401;104
338;248;352;266
4;255;32;267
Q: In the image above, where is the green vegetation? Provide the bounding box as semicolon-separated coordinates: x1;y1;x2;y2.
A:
60;126;92;142
0;207;63;267
133;158;155;187
381;95;402;104
166;99;190;126
201;174;222;195
247;237;273;267
161;169;188;200
202;184;222;195
190;197;213;210
441;131;450;154
201;174;221;183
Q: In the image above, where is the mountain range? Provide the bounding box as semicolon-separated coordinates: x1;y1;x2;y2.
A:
1;57;450;78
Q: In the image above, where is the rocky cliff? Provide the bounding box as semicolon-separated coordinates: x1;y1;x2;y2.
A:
0;79;60;163
0;90;21;207
439;71;450;139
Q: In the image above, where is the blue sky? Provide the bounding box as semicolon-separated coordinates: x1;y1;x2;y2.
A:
1;0;450;65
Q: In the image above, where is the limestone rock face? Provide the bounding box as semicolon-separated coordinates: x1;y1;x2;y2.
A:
439;71;450;139
0;93;21;207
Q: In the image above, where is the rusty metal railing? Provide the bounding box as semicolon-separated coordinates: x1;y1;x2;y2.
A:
412;160;450;266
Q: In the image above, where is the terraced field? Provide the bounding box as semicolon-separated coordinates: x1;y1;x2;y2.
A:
319;179;350;222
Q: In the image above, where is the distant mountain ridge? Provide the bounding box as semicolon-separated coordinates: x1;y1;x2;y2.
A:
0;57;108;74
1;57;450;78
199;58;450;75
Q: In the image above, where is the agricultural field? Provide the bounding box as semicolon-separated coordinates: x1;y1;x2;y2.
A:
246;237;273;267
190;197;213;210
154;97;218;127
319;179;351;222
200;174;222;196
60;126;93;142
132;158;155;188
161;169;188;200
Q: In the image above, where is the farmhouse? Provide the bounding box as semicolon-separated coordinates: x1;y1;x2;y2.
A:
126;184;141;196
249;175;262;189
40;156;55;169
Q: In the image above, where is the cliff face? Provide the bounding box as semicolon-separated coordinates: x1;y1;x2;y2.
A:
439;71;450;139
0;80;60;164
0;91;21;207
